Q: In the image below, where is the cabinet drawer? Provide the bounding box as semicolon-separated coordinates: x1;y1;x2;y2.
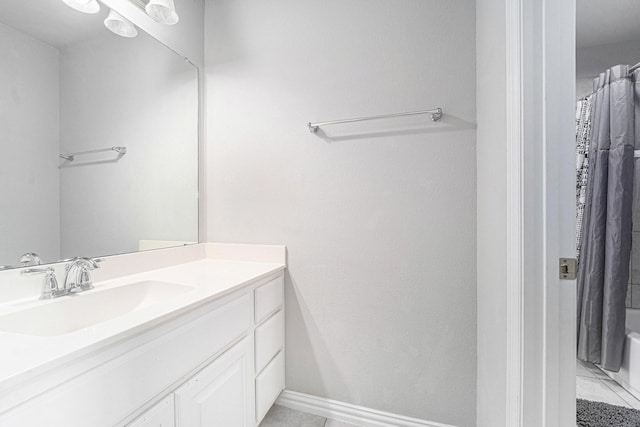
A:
255;310;284;374
255;275;283;323
255;350;285;424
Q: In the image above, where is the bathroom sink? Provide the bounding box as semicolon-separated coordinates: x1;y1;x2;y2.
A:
0;281;195;336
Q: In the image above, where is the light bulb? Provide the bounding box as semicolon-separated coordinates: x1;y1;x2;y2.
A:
104;9;138;38
145;0;179;25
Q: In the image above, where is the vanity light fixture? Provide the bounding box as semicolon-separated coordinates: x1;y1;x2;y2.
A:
61;0;100;14
145;0;179;25
104;9;138;38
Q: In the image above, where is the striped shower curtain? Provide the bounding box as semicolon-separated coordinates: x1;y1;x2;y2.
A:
576;96;593;261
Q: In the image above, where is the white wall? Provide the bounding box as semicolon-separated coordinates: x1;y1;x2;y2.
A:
475;0;507;425
59;30;198;259
205;1;477;425
0;22;60;265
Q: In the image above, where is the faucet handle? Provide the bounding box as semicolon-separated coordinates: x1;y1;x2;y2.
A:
22;267;62;299
90;258;104;268
19;252;42;267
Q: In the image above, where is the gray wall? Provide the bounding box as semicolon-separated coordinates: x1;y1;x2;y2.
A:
204;1;477;425
0;22;60;264
576;39;640;98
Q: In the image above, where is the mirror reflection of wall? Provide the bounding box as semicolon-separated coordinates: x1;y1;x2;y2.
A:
0;0;198;267
0;19;61;265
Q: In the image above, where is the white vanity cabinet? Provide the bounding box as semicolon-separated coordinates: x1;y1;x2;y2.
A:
130;273;285;427
125;272;284;427
0;271;285;427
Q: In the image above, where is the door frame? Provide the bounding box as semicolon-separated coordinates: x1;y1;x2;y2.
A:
504;0;576;425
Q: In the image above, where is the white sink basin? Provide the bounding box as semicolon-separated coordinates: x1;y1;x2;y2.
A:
0;281;195;336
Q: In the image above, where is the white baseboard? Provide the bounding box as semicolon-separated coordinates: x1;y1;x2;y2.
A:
276;390;458;427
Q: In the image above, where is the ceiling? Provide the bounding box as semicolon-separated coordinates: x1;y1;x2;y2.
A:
0;0;108;48
577;0;640;48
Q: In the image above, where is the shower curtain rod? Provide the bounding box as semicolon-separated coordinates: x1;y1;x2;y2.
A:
307;107;443;134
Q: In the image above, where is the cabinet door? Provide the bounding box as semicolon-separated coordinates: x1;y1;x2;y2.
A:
175;336;254;427
128;394;175;427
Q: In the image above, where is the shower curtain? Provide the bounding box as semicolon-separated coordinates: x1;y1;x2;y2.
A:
577;65;639;372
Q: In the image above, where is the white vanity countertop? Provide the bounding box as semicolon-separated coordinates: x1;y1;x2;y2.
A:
0;243;286;393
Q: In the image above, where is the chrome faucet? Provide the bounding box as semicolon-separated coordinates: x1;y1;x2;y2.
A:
64;257;104;293
22;267;62;299
21;257;104;300
19;252;42;267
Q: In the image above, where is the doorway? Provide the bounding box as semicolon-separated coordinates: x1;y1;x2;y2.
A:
574;0;640;423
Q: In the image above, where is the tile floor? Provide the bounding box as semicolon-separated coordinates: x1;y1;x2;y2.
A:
259;405;361;427
576;358;640;410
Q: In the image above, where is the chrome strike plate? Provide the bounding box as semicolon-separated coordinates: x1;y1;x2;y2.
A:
559;258;577;280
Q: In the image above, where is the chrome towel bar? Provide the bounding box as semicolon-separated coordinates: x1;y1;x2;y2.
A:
60;146;127;161
308;107;443;134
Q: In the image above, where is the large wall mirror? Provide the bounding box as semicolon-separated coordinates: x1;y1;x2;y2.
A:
0;0;199;269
